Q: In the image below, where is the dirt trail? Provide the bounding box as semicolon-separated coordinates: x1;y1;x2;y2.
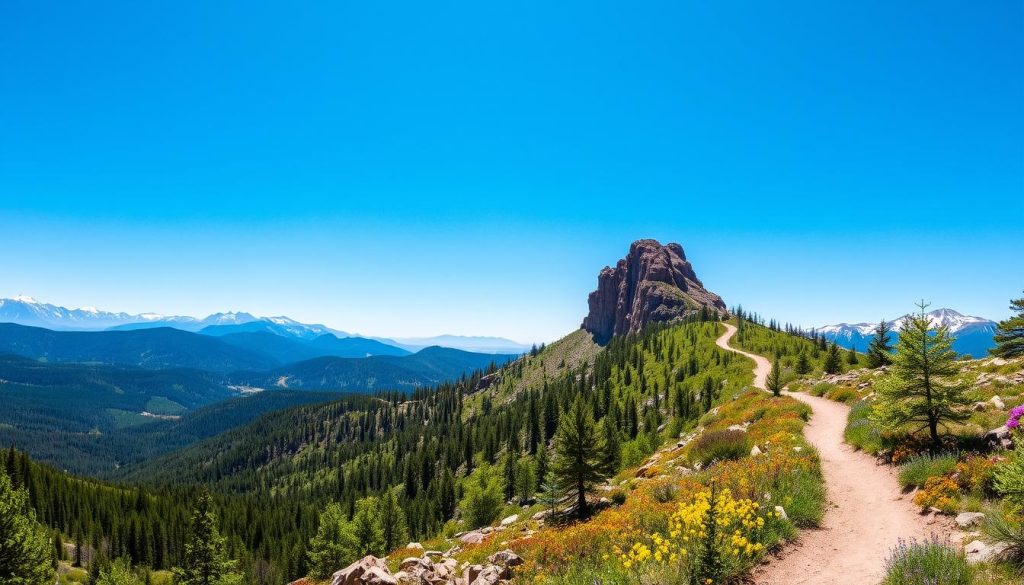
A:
715;323;938;585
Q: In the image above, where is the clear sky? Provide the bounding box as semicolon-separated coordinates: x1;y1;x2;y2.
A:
1;1;1021;343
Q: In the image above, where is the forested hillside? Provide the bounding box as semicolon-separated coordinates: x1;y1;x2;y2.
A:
0;389;348;476
229;346;512;392
12;313;759;584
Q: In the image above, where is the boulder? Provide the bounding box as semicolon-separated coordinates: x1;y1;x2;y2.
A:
331;556;390;585
463;565;484;584
470;565;507;584
990;395;1006;410
750;445;763;457
956;512;986;528
423;550;443;558
363;567;397;585
531;509;552;521
985;426;1014;450
487;549;524;568
965;539;1009;564
500;514;519;527
406;542;424;551
972;401;991;412
399;557;434;576
460;531;486;545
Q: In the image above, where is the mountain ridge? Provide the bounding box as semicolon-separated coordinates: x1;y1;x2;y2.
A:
817;308;997;357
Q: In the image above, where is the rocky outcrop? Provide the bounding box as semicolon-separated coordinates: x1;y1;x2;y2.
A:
329;550;523;585
331;556;393;585
582;239;726;343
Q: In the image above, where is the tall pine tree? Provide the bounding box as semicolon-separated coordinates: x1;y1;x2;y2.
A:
306;503;358;580
0;469;54;585
823;343;842;375
174;492;242;585
866;319;893;368
552;394;606;519
766;357;782;396
992;292;1024;359
871;302;975;453
598;418;622;475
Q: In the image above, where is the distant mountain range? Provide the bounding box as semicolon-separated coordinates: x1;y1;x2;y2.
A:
817;308;998;358
0;296;530;354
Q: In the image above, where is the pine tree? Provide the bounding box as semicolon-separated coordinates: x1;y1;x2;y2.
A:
0;469;54;585
175;493;242;585
871;302;975;453
377;490;408;553
867;319;893;368
515;460;535;502
598;418;621;476
846;346;859;365
552;394;606;519
795;351;811;375
537;472;562;519
502;449;518;503
534;442;549;492
992;292;1024;359
352;498;384;557
438;469;457;521
306;503;358;580
823;343;842;375
766;357;782;396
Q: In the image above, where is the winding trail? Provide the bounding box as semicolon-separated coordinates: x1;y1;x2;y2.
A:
715;324;937;585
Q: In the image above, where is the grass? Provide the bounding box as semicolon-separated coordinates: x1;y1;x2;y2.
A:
881;536;974;585
809;382;835;397
984;512;1024;571
897;453;959;489
844;400;884;454
687;429;750;467
772;466;826;528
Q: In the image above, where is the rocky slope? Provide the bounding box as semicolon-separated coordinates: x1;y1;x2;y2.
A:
581;239;726;343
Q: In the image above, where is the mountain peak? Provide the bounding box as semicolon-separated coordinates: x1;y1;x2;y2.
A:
581;239;726;343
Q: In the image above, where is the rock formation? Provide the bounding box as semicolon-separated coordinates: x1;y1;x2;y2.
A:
582;239;727;343
328;549;523;585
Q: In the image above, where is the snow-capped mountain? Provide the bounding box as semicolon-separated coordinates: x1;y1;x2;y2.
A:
0;297;526;352
0;296;188;330
0;297;348;340
817;308;998;358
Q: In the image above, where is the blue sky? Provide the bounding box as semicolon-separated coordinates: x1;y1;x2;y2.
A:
1;1;1021;342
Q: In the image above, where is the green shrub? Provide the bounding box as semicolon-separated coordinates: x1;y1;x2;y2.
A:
882;536;974;585
460;465;504;528
984;512;1024;570
995;444;1024;509
898;453;959;489
774;467;825;528
844;400;884;454
688;430;749;467
827;387;858;404
809;382;834;397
